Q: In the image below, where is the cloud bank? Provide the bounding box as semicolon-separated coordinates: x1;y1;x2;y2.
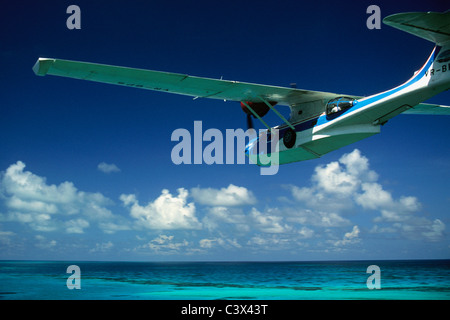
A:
0;149;446;260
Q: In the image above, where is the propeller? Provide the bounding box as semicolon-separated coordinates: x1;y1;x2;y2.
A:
241;100;275;131
246;113;254;130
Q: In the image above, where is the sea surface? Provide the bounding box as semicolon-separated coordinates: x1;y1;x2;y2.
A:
0;260;449;300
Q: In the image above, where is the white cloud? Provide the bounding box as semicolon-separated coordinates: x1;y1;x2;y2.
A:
287;208;351;228
65;218;90;234
286;149;445;243
422;219;445;242
371;217;446;242
98;221;131;234
191;184;256;206
313;161;360;197
97;162;121;174
199;237;242;249
355;183;421;219
121;188;201;230
3;211;56;232
332;225;361;247
2;161;78;205
136;235;189;254
35;235;57;249
199;238;216;248
355;182;393;210
345;225;360;239
250;207;292;233
0;229;15;246
339;149;378;181
298;226;315;239
0;150;446;259
6;196;58;214
202;206;249;232
311;149;378;198
90;241;114;253
0;161;116;233
246;234;292;249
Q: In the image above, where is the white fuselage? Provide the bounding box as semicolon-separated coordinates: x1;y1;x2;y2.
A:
247;46;450;165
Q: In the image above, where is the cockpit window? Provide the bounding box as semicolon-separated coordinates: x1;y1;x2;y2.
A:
326;97;357;116
437;50;450;63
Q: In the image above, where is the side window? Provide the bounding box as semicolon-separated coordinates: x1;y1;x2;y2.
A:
437;50;450;63
326;97;357;116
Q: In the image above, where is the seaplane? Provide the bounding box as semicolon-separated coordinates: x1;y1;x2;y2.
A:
33;11;450;166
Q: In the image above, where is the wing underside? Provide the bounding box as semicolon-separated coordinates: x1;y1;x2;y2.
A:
383;11;450;46
32;57;350;107
32;58;449;119
402;103;450;115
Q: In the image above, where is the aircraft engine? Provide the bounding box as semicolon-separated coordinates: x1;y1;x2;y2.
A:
240;101;277;129
240;101;276;118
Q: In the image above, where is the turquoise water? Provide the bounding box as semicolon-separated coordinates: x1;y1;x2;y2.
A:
0;260;449;300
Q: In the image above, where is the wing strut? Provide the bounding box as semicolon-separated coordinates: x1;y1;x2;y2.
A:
241;97;296;133
258;96;296;130
240;101;273;132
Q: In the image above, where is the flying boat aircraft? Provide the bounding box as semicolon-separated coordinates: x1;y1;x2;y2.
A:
33;11;450;165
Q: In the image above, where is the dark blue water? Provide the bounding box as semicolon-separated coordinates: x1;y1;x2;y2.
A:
0;260;449;299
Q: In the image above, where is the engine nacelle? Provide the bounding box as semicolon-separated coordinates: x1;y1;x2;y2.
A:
240;101;277;118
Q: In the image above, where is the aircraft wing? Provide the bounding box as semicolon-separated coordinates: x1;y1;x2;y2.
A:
32;57;350;106
402;103;450;115
383;11;450;46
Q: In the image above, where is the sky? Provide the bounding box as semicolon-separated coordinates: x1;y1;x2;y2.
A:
1;0;449;261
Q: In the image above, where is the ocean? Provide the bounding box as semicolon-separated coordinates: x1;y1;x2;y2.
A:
0;260;449;300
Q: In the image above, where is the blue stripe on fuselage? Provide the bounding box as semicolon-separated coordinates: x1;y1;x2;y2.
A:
316;46;439;126
246;46;439;155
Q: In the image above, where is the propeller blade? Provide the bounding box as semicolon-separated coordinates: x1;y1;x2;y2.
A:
246;114;254;130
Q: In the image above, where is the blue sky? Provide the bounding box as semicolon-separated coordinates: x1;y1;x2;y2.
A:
1;0;449;261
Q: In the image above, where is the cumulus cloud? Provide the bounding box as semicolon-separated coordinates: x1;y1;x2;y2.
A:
199;238;216;248
35;235;57;250
90;241;114;253
0;150;446;259
0;161;115;233
250;208;292;233
287;208;351;228
199;237;241;249
98;221;131;234
288;149;445;242
246;234;293;249
191;184;256;206
97;162;121;174
332;225;361;247
2;161;78;205
422;219;445;242
298;226;315;239
312;149;377;198
354;182;393;210
120;188;201;230
135;235;189;254
371;217;446;242
0;229;15;246
65;218;90;234
202;206;249;232
203;206;293;235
